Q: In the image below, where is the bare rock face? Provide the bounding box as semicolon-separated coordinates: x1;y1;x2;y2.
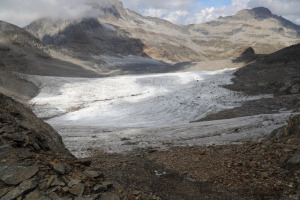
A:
0;93;141;199
0;94;71;155
25;1;300;63
225;44;300;96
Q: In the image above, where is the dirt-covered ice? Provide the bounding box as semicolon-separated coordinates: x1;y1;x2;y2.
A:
53;113;292;157
27;69;292;157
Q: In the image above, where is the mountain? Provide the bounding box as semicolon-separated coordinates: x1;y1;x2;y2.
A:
226;43;300;96
195;43;300;122
25;2;300;65
187;7;300;59
0;20;104;102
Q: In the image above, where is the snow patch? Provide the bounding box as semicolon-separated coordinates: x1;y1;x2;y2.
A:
99;22;116;31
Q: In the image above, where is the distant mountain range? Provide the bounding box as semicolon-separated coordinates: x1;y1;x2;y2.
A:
0;1;300;101
24;1;300;64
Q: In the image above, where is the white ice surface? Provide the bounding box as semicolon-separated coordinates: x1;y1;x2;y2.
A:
28;69;269;127
54;113;292;157
27;69;291;158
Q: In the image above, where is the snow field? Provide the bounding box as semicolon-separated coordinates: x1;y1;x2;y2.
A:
28;69;268;127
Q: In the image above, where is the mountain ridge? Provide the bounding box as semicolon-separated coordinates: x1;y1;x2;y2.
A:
25;4;300;65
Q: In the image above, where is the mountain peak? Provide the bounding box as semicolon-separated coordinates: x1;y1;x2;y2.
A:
236;7;273;19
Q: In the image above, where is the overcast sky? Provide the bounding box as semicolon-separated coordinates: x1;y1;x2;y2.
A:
0;0;299;27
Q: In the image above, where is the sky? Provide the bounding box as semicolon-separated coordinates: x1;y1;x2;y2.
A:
0;0;299;27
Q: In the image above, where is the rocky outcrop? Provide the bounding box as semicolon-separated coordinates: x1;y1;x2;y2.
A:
0;93;70;155
226;43;300;96
0;93;147;199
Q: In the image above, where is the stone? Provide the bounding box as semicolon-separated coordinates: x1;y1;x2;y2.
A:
69;183;85;197
62;186;70;192
51;176;66;187
93;185;107;192
4;132;25;143
0;165;39;185
0;188;11;198
83;170;100;178
74;158;92;166
53;163;66;175
102;182;113;189
68;179;81;187
24;190;50;200
100;192;120;200
1;179;38;200
287;152;300;165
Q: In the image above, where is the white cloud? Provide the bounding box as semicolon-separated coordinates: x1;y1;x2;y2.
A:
142;8;169;18
0;0;299;27
0;0;112;27
122;0;194;11
186;0;300;25
164;10;189;24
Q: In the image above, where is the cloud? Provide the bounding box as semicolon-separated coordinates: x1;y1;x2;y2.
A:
0;0;299;27
142;8;169;18
186;0;300;25
122;0;194;11
164;10;189;25
0;0;112;27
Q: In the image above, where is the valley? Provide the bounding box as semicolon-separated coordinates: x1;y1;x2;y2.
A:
0;0;300;199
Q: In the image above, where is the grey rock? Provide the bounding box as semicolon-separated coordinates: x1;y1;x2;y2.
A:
51;175;66;187
67;179;81;187
0;126;14;134
83;170;100;178
1;179;38;200
0;144;13;152
53;163;66;174
24;190;50;200
4;132;26;143
0;188;11;198
74;158;92;166
69;183;85;197
0;165;38;185
93;185;107;192
288;152;300;165
62;186;70;192
100;192;120;200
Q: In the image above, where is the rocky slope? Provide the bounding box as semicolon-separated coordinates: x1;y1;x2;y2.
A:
0;20;106;102
188;7;300;59
0;93;155;200
91;114;300;199
25;2;300;64
194;44;300;122
1;90;299;199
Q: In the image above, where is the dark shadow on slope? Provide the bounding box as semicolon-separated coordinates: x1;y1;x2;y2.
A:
92;151;240;200
192;44;300;122
41;18;147;57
